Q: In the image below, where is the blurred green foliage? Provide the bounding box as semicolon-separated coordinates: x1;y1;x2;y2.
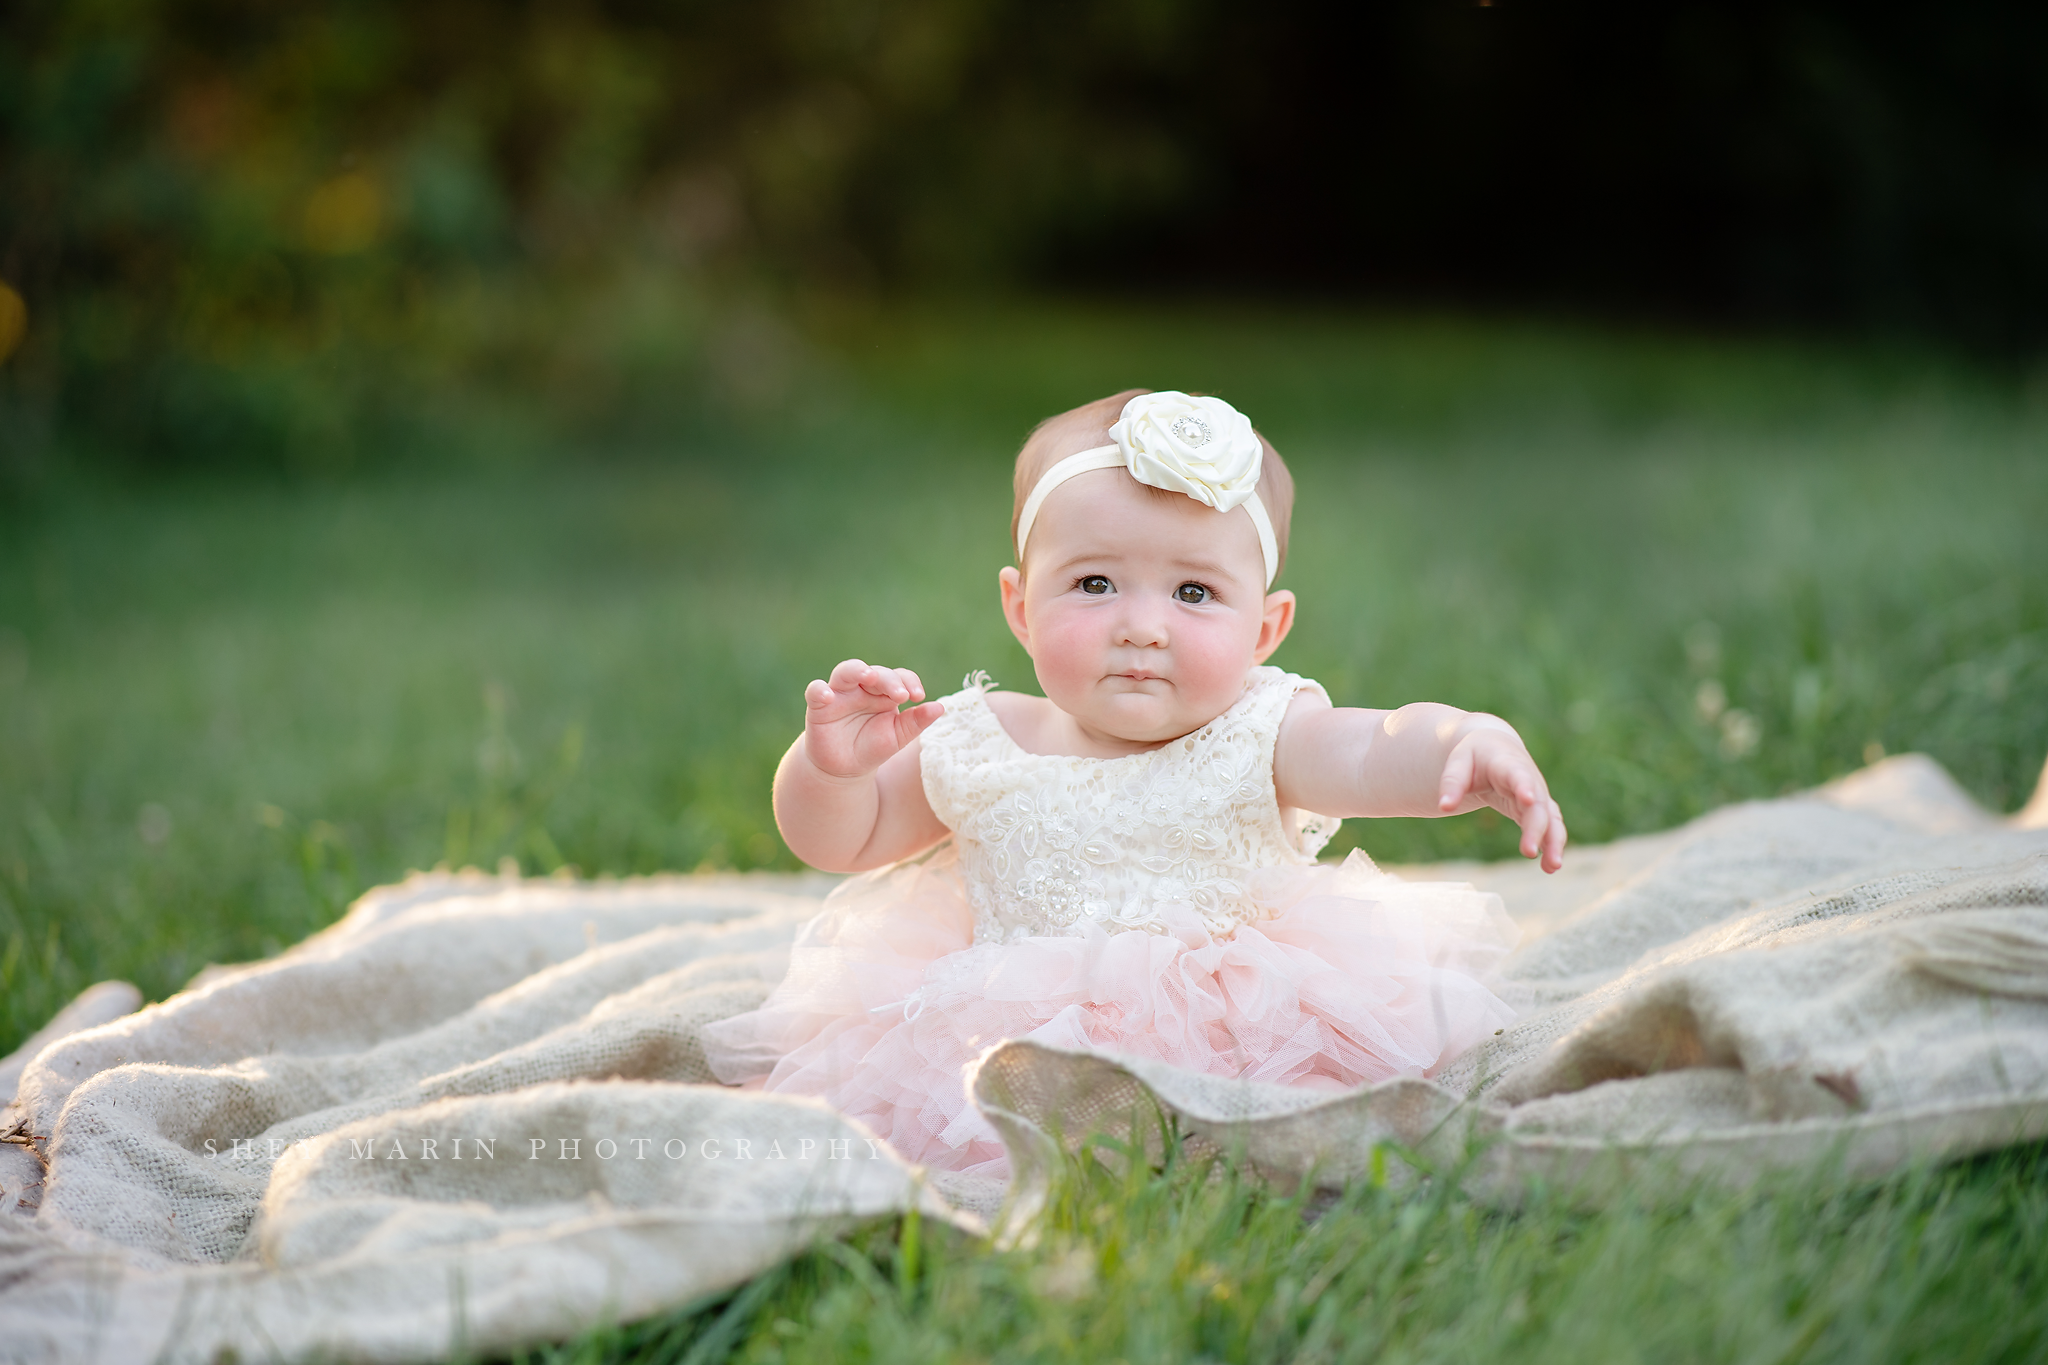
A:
0;0;1208;475
11;1;2048;479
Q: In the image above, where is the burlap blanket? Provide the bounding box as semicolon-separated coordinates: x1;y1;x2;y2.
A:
4;754;2045;1364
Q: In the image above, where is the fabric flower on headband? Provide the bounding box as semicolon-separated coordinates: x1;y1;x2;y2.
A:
1015;390;1281;588
1110;392;1264;514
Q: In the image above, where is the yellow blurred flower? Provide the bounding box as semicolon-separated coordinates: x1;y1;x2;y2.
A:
0;280;27;364
302;171;387;254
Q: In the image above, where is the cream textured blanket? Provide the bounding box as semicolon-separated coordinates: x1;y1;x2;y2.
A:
3;755;2045;1364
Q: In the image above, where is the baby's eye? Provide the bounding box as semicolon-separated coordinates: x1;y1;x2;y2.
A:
1174;582;1211;604
1079;575;1112;595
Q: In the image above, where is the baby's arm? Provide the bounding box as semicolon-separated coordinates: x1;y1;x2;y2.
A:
1274;692;1567;872
772;660;950;873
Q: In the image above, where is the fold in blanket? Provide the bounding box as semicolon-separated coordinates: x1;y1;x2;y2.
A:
3;754;2045;1365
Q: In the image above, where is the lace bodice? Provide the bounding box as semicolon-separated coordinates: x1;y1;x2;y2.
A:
919;666;1340;943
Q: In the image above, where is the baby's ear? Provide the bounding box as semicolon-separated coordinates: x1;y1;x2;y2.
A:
1254;589;1297;663
998;566;1033;655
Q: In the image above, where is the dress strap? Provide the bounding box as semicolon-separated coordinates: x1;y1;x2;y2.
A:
1223;668;1340;859
918;677;1013;834
1219;666;1322;739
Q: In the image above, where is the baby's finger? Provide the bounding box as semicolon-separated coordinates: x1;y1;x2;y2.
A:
1537;807;1565;872
804;678;835;711
1506;759;1546;818
856;663;913;703
827;658;870;693
877;666;921;703
1438;744;1476;811
1487;751;1546;818
1542;799;1568;873
898;699;945;737
1517;798;1548;860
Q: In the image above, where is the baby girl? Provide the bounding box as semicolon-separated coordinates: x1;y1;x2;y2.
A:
705;389;1566;1178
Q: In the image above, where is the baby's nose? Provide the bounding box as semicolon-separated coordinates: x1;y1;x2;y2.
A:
1117;602;1170;647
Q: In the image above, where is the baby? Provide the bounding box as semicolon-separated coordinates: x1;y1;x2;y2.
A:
705;389;1565;1178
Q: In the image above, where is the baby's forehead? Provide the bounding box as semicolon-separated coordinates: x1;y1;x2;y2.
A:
1017;417;1116;481
1029;468;1265;574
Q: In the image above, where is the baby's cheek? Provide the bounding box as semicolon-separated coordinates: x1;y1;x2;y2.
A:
1179;618;1263;702
1029;615;1105;697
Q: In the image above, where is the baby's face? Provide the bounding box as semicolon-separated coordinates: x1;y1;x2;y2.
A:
1003;468;1291;746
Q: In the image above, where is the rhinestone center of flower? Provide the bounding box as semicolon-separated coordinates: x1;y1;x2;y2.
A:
1169;415;1214;448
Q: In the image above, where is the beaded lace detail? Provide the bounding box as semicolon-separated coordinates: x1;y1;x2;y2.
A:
920;667;1340;943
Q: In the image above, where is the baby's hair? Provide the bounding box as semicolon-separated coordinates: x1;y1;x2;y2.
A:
1010;389;1296;583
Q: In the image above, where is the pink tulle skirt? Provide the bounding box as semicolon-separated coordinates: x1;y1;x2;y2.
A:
702;845;1518;1179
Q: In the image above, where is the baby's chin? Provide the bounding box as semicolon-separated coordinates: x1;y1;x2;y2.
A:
1071;690;1230;746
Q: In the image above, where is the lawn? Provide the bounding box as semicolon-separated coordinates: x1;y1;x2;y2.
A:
3;304;2046;1362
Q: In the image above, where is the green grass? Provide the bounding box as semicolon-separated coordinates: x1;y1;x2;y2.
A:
525;1133;2048;1365
3;303;2047;1362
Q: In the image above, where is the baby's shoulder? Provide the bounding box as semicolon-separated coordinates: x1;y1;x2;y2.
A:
1275;675;1333;723
1240;666;1331;728
919;679;1048;761
981;689;1060;750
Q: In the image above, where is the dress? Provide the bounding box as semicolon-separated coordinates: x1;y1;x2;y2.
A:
702;667;1519;1179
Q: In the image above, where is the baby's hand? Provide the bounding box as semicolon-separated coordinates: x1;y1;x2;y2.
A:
802;659;945;780
1437;722;1568;873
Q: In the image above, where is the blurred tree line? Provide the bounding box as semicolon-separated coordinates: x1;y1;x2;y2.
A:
4;0;2047;475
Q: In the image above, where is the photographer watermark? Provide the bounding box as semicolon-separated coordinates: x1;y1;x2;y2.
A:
204;1133;889;1162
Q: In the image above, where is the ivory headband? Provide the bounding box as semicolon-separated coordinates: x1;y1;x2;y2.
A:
1014;391;1281;589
